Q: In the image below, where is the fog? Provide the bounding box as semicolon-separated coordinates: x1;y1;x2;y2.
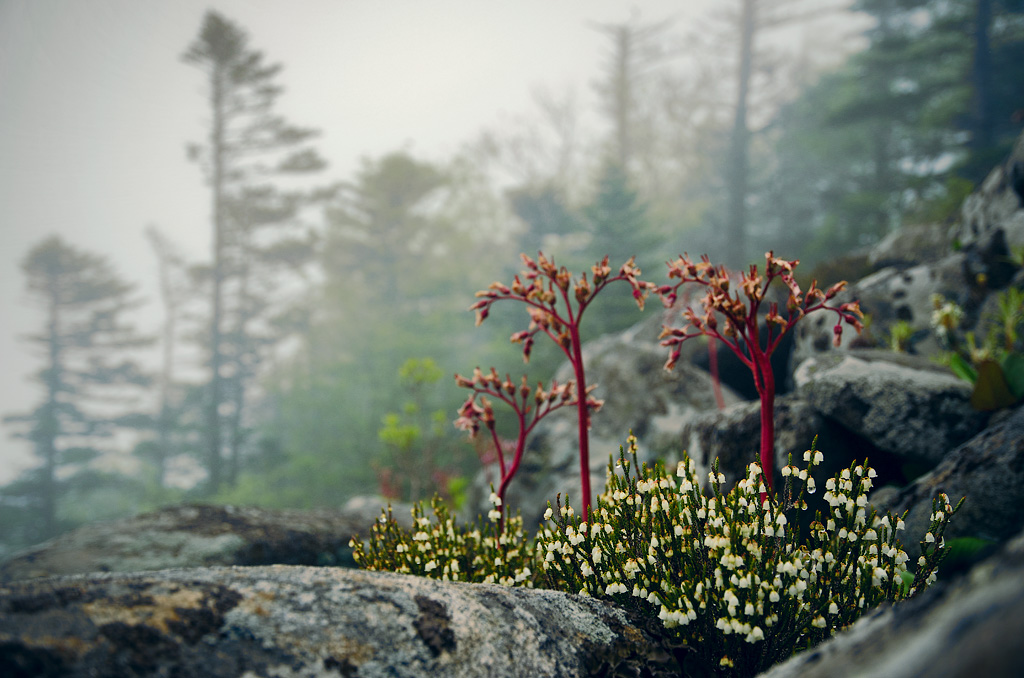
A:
1;0;718;483
11;0;1013;554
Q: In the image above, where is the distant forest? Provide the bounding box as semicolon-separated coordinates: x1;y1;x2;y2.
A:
3;1;1022;555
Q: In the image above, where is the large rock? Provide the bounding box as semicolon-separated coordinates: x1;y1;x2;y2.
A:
793;131;1024;370
793;351;987;468
872;403;1024;564
0;502;403;583
951;129;1024;251
790;255;970;366
0;566;678;678
867;221;951;270
759;525;1024;678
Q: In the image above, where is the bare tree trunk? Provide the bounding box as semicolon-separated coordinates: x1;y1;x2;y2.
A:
39;293;61;538
206;66;227;494
725;0;756;268
147;228;183;489
968;0;994;168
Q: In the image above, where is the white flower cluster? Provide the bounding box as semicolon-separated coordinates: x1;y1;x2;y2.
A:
534;435;960;675
351;491;537;587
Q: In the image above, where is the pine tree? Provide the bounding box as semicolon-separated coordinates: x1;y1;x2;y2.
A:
3;236;150;539
183;11;327;492
764;0;1024;258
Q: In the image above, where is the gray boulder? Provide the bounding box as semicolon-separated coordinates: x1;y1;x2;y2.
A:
951;129;1024;251
0;565;678;678
790;255;969;367
792;131;1024;371
759;525;1024;678
0;501;405;583
872;403;1024;564
793;351;987;468
867;221;951;270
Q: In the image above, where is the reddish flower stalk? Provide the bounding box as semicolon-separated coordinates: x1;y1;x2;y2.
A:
453;369;583;530
657;251;863;500
465;252;657;520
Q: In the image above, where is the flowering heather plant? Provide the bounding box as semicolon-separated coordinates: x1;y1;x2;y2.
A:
465;252;657;519
536;435;960;677
350;492;538;586
658;252;864;495
453;368;586;530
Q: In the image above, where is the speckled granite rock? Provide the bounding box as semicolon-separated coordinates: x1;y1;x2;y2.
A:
793;352;988;467
0;566;679;678
0;501;408;583
793;130;1024;372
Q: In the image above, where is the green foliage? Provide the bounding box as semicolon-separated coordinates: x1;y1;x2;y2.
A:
377;358;463;503
763;0;1024;260
933;289;1024;410
356;435;959;676
537;437;957;675
889;320;915;352
581;162;660;337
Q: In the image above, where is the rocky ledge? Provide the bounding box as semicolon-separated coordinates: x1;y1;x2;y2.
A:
0;565;679;678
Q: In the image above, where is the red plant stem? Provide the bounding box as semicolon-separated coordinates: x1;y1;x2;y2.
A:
468;256;655;528
660;254;863;508
489;402;536;533
568;323;593;520
754;355;776;503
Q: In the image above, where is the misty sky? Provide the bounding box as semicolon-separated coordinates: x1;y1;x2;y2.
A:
2;0;735;483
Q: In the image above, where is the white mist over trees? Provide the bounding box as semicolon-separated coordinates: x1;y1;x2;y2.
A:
2;1;1022;553
3;237;151;541
182;10;329;494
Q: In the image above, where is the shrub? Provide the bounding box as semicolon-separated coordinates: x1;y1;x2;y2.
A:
351;492;537;586
536;435;960;676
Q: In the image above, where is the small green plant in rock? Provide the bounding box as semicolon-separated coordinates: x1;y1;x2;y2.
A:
933;290;1024;410
888;319;915;352
536;435;960;677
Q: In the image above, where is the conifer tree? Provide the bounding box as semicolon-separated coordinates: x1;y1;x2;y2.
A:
3;236;150;539
183;11;327;491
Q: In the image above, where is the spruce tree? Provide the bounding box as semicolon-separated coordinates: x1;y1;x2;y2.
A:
3;236;150;539
183;11;327;491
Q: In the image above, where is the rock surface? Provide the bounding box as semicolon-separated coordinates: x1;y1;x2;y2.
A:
759;525;1024;678
793;351;988;467
0;565;678;678
873;403;1024;564
951;129;1024;251
0;502;404;583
